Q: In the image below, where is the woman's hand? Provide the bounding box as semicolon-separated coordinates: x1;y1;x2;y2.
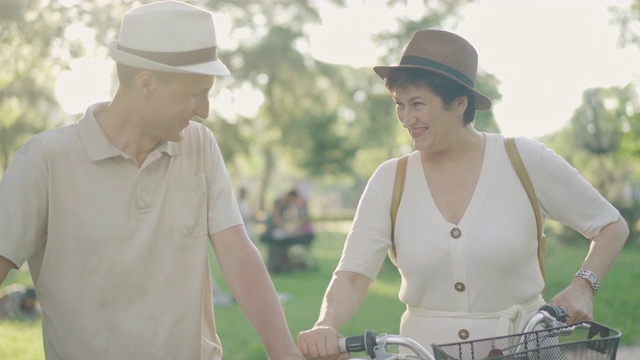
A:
551;217;628;325
550;278;594;325
298;325;350;360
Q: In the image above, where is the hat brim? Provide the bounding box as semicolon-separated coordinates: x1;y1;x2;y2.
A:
109;41;231;77
373;65;491;111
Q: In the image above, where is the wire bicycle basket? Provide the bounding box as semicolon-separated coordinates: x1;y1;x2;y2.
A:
432;321;620;360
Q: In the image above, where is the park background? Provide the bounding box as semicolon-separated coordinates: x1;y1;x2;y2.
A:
1;0;640;358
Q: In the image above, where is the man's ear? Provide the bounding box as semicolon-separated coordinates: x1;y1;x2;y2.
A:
136;70;156;98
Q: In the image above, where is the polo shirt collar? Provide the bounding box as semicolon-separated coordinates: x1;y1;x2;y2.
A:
78;102;179;161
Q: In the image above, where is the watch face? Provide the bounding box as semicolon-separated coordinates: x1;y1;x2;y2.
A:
586;272;597;283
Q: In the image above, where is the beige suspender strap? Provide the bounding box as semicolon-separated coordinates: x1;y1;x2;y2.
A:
505;137;547;288
390;155;409;262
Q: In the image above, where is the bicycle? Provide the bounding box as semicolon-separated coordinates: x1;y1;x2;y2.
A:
338;304;621;359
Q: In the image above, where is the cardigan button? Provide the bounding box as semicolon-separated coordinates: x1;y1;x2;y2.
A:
450;228;461;239
458;329;469;340
454;282;466;292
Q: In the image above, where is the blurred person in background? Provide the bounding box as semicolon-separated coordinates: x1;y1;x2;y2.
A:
0;284;40;321
262;189;315;273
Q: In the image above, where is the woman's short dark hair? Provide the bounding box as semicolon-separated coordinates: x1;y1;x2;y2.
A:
116;63;178;87
384;68;476;125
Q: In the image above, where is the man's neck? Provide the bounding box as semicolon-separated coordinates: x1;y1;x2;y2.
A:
94;93;160;165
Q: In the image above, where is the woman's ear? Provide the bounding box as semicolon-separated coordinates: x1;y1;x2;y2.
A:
457;95;469;111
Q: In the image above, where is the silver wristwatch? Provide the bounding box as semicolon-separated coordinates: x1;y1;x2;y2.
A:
575;270;599;295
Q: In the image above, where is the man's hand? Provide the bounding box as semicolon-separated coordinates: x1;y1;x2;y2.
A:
298;325;350;360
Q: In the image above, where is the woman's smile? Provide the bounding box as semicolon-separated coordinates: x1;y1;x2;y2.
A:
410;127;428;138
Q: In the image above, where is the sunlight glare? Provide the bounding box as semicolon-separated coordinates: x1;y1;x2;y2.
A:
309;1;392;67
455;0;639;137
54;57;112;115
213;84;263;121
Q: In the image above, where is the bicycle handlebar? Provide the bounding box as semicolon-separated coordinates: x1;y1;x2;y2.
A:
337;304;569;360
338;330;377;357
338;331;433;359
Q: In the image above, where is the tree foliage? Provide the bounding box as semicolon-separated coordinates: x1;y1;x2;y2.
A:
0;0;140;174
611;0;640;49
0;1;69;172
544;85;640;245
570;87;627;156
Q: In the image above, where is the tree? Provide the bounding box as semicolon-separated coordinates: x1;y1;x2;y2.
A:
611;0;640;49
0;1;70;173
473;72;502;133
568;86;627;208
571;88;626;155
0;0;137;175
610;0;640;157
547;86;639;245
201;2;331;207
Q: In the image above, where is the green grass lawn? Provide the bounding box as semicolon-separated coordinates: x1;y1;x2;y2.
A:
1;226;638;359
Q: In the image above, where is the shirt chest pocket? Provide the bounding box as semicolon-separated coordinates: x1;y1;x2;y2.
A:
168;174;208;238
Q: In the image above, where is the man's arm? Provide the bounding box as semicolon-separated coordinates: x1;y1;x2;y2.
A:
210;225;301;359
0;255;17;286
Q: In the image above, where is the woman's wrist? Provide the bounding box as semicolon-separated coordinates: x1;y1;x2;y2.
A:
570;276;596;297
574;270;599;295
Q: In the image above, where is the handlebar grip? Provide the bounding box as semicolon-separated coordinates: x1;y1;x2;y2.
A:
337;337;348;353
539;304;570;322
337;330;378;357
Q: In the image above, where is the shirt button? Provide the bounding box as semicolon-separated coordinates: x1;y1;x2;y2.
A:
450;227;461;239
458;329;469;340
140;191;147;198
454;282;466;292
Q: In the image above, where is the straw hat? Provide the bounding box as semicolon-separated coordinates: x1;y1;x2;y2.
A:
108;1;230;76
374;29;491;111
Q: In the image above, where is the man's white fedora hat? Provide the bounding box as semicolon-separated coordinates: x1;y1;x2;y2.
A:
108;1;230;76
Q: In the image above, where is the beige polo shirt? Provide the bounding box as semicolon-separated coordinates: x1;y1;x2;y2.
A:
0;102;243;360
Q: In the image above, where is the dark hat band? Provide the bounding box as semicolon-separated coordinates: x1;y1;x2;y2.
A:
116;44;217;66
400;55;473;88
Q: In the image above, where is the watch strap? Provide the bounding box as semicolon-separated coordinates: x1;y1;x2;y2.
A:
575;270;599;295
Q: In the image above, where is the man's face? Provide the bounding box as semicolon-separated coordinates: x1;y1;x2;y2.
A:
144;73;215;142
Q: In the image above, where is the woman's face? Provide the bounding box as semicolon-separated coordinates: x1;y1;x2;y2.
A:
393;84;462;152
